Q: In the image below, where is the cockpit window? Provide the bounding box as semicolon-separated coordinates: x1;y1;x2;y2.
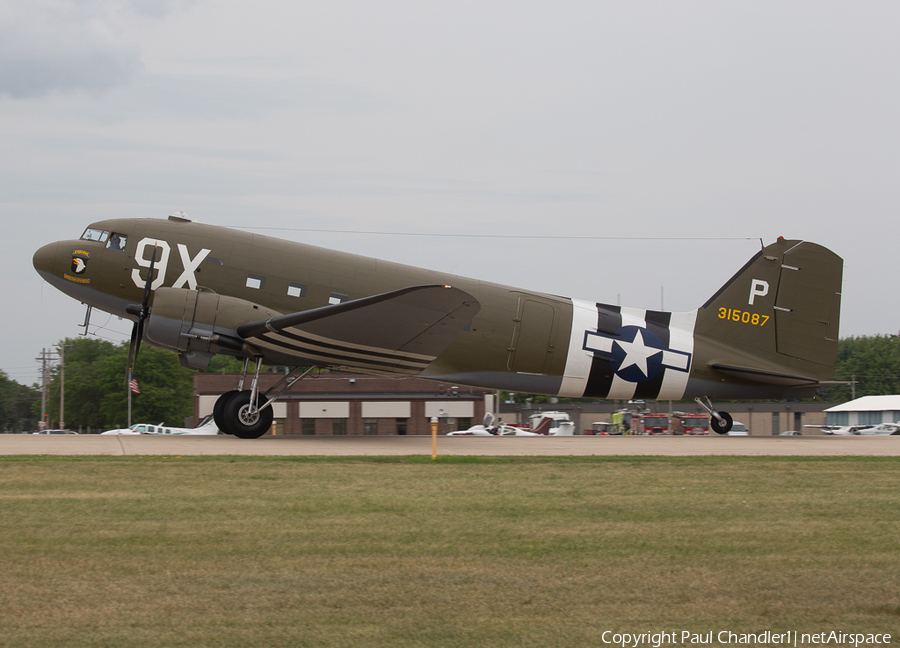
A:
106;233;127;251
81;228;109;243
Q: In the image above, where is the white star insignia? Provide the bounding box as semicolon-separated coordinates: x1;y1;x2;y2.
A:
613;329;662;379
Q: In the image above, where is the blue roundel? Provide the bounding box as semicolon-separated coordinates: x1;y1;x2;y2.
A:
609;326;665;383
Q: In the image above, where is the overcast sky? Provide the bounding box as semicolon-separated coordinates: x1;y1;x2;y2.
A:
3;0;899;385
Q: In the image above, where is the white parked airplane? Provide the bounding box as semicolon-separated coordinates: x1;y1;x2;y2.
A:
854;422;900;436
807;424;872;435
448;413;567;436
101;415;220;435
447;412;523;436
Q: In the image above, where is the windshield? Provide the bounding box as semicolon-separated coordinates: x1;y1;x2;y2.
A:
81;228;109;243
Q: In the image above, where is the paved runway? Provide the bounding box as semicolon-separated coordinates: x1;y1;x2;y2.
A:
2;434;899;456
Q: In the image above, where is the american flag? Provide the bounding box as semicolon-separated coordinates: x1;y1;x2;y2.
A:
129;376;140;394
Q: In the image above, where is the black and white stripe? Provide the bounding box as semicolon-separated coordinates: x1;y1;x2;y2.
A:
559;299;697;400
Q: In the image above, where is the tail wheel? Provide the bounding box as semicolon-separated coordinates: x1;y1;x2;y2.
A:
223;391;273;439
711;411;733;435
213;390;240;435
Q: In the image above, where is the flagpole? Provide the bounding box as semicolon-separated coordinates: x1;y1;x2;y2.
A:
127;374;132;427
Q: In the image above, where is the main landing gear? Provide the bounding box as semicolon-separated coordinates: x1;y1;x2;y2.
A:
694;396;733;435
213;361;315;439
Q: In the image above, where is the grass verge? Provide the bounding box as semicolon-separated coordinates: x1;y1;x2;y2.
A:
1;456;898;647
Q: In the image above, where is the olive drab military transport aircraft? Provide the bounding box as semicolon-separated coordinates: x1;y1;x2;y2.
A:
33;215;843;438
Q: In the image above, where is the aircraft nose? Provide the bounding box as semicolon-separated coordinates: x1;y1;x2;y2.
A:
33;241;61;279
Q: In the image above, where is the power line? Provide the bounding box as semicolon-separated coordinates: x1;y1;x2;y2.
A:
225;226;757;242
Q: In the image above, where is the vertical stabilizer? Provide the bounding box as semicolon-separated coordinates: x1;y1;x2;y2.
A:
695;238;842;381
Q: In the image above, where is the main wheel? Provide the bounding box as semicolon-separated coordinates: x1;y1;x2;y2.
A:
222;391;273;439
710;411;733;435
213;390;241;434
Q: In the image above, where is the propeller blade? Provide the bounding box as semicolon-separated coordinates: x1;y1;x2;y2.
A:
140;244;158;311
125;320;139;386
124;244;158;386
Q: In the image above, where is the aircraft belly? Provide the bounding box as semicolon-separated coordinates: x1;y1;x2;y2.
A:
421;370;565;395
40;271;133;322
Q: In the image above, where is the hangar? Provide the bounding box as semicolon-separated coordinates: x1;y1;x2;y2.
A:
824;395;900;427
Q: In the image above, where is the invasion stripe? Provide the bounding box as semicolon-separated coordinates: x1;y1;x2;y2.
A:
583;303;622;398
253;334;431;372
275;327;434;363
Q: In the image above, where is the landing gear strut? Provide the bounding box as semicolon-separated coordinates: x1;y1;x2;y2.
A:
694;396;733;435
213;361;316;438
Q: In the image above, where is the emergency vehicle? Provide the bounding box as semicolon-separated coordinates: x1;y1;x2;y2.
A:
632;414;669;435
671;413;710;435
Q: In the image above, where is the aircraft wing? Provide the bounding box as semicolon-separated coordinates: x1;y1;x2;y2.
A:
236;285;481;374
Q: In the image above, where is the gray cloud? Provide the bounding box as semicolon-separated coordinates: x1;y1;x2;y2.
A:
0;0;192;98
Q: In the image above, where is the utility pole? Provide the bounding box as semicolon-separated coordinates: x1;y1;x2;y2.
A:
57;341;71;430
36;348;50;430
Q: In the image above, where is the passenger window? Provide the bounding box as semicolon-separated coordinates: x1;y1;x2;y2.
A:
287;282;307;298
81;228;109;243
246;274;266;290
106;232;127;251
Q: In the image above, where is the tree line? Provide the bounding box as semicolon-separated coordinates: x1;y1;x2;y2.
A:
0;337;243;433
1;334;899;432
819;334;900;402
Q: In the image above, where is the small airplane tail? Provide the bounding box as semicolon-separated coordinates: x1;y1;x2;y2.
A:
694;238;843;386
530;417;553;435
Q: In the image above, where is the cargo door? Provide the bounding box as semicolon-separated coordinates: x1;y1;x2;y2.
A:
508;296;558;374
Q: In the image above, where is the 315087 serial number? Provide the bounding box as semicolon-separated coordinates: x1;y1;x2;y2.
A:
718;308;769;326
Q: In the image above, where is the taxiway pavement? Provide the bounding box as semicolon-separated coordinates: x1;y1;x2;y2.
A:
2;434;899;456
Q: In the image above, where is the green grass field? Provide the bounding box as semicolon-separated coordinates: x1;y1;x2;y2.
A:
1;456;898;647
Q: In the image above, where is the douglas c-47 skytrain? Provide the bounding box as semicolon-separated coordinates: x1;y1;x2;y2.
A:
33;214;843;438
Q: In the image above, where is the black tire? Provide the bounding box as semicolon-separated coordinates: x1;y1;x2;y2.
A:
214;390;241;434
710;411;733;435
222;391;273;439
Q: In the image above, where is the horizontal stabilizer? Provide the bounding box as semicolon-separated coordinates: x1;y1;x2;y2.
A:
236;285;481;374
711;364;820;387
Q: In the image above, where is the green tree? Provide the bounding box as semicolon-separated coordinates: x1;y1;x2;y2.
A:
43;338;197;431
202;354;245;373
0;370;40;431
822;335;900;402
54;338;117;430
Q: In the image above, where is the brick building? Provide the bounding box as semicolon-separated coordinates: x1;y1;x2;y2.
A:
194;372;493;435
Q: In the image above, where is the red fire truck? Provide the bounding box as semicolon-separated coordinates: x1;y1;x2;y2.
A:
632;414;669;435
671;414;710;435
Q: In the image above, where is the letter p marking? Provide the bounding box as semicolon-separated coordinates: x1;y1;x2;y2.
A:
749;279;769;305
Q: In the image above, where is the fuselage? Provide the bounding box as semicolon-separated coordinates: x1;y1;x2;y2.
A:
33;217;832;401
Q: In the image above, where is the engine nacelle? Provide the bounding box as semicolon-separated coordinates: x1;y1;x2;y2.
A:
144;287;280;369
